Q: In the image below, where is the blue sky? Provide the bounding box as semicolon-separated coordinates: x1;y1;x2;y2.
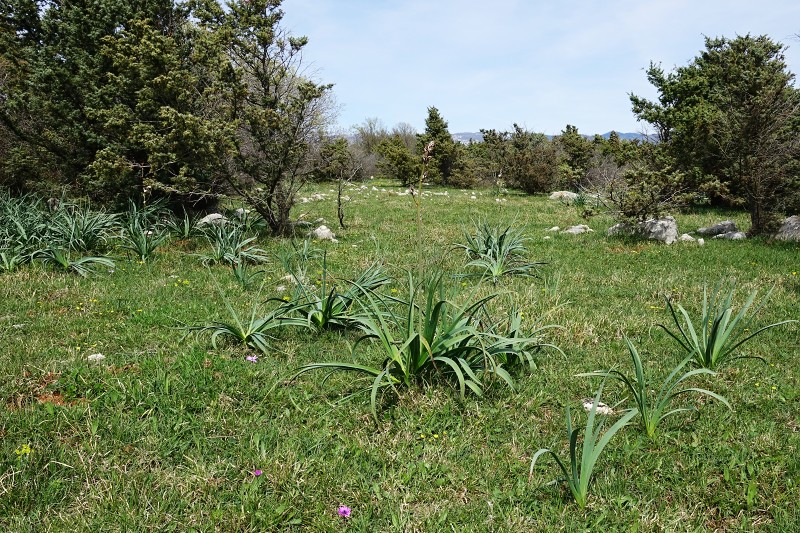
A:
281;0;800;136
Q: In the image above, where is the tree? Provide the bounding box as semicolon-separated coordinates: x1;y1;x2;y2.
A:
554;124;594;188
376;135;418;186
480;125;559;193
417;106;460;184
200;0;333;236
314;137;362;228
631;35;800;234
0;0;231;205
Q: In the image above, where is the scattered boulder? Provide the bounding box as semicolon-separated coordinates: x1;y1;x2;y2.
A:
545;226;560;232
562;224;593;235
679;233;696;242
697;220;737;236
608;216;678;244
642;217;678;244
548;191;579;203
713;231;747;240
698;238;705;246
774;215;800;242
309;225;338;243
197;213;227;226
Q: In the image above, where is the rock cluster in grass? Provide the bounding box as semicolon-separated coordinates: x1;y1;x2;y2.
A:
774;215;800;242
607;216;678;244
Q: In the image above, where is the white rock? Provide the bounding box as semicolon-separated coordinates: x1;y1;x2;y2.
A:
679;233;696;242
309;225;338;243
470;195;477;200
713;231;746;240
197;213;227;226
562;225;593;235
582;398;614;415
698;238;705;246
642;216;678;245
543;236;551;240
548;191;579;202
608;216;678;244
233;208;250;220
545;226;560;232
87;353;105;363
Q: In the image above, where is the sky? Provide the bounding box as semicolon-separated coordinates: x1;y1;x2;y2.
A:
280;0;800;136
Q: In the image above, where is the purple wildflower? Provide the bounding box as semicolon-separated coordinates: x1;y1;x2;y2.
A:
246;355;258;363
337;505;351;518
253;469;263;476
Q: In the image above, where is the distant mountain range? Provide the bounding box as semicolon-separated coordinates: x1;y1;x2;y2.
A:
451;131;650;143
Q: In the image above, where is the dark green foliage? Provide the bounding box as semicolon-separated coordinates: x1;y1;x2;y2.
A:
477;125;561;193
659;280;797;369
417;107;462;185
377;135;420;186
0;0;232;204
206;0;332;236
555;124;595;187
33;247;115;277
631;35;800;234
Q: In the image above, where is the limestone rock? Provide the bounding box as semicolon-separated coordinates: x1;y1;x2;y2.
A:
642;216;678;245
562;224;593;235
549;191;579;202
608;216;678;244
697;220;737;236
197;213;227;226
774;215;800;242
713;231;747;240
309;225;338;243
679;233;696;242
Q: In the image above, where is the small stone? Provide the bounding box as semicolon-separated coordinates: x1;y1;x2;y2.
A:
582;398;614;415
679;233;696;242
545;226;560;232
87;353;105;363
698;238;705;246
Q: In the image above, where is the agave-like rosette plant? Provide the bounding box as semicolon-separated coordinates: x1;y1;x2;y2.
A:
529;384;638;508
293;274;539;420
659;280;797;369
455;220;545;284
578;336;731;440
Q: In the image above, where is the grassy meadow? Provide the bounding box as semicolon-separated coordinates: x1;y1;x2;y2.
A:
1;182;799;531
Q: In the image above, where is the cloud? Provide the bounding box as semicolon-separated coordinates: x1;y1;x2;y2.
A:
282;0;800;134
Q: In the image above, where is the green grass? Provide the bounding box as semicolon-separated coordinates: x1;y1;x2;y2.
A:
1;183;799;531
